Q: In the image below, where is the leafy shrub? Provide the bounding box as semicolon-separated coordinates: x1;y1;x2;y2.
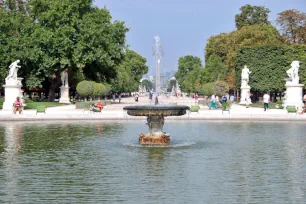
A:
98;83;107;96
0;98;4;109
198;82;214;96
24;96;33;103
92;82;100;97
214;81;229;96
76;81;94;97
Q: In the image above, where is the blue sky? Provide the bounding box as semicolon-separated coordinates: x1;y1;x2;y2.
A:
95;0;306;75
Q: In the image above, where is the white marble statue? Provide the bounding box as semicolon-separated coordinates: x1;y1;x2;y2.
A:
286;61;300;84
6;60;21;81
241;65;251;88
60;69;69;87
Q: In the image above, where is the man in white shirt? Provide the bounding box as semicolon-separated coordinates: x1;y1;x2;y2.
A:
263;92;270;111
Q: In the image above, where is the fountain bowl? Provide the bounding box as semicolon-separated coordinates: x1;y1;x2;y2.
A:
124;104;190;145
123;104;190;117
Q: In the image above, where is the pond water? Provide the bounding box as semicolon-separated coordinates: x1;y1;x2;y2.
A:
0;121;305;203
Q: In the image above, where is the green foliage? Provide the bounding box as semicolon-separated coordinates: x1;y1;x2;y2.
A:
222;102;230;111
0;98;4;109
24;102;66;110
236;45;306;92
276;9;306;44
111;49;148;93
76;80;94;97
92;82;100;97
175;55;203;90
205;24;283;89
198;82;215;96
213;81;229;96
205;55;227;82
235;4;271;29
141;79;153;91
0;0;128;90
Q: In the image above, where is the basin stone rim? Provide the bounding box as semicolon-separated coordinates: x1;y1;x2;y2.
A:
123;104;190;111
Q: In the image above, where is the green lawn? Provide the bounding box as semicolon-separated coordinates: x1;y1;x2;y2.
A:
24;102;68;109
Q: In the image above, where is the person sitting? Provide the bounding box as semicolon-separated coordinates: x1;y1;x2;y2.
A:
14;97;23;114
96;100;104;111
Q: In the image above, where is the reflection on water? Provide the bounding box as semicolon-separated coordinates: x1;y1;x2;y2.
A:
0;121;306;203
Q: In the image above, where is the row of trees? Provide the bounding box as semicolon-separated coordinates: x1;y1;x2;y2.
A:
0;0;148;101
175;4;306;96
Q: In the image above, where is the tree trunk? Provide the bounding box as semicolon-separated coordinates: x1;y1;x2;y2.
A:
48;87;56;102
48;74;59;102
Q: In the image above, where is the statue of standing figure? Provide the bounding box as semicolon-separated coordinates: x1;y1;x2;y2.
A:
60;69;69;87
6;60;21;81
286;61;300;84
241;65;251;88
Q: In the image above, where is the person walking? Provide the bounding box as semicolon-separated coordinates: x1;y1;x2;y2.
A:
194;92;199;104
229;94;235;103
209;94;217;110
112;93;116;103
221;94;227;104
135;93;139;102
118;94;121;103
263;92;270;111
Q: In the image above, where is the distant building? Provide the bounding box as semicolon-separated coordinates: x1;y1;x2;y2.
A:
149;76;155;83
160;73;166;88
165;72;171;80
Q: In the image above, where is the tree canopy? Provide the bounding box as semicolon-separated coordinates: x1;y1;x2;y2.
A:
175;55;203;91
0;0;149;100
205;24;283;89
111;49;148;93
235;4;271;29
276;9;306;44
236;45;306;92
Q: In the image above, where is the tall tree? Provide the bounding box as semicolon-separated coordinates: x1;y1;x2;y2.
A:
175;55;202;90
276;9;306;44
111;49;148;93
205;55;227;82
235;4;271;29
0;0;129;101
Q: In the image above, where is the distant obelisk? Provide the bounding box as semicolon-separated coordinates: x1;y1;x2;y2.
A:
153;36;164;95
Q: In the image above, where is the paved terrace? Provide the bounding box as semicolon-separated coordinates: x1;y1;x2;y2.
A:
0;96;305;121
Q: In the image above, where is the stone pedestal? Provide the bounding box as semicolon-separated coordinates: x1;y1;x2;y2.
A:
139;133;170;145
3;78;24;111
139;116;170;145
239;87;252;105
59;86;70;104
282;83;304;108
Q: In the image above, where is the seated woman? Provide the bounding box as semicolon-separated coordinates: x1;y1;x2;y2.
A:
96;100;104;111
14;97;23;114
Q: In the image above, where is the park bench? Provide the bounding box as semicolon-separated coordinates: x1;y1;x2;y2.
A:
286;106;297;114
36;105;46;114
190;105;200;113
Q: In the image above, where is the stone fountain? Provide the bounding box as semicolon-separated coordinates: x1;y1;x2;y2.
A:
123;103;189;145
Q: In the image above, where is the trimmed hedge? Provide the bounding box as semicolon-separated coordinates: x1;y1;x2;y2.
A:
76;81;111;98
236;45;306;92
76;81;94;97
